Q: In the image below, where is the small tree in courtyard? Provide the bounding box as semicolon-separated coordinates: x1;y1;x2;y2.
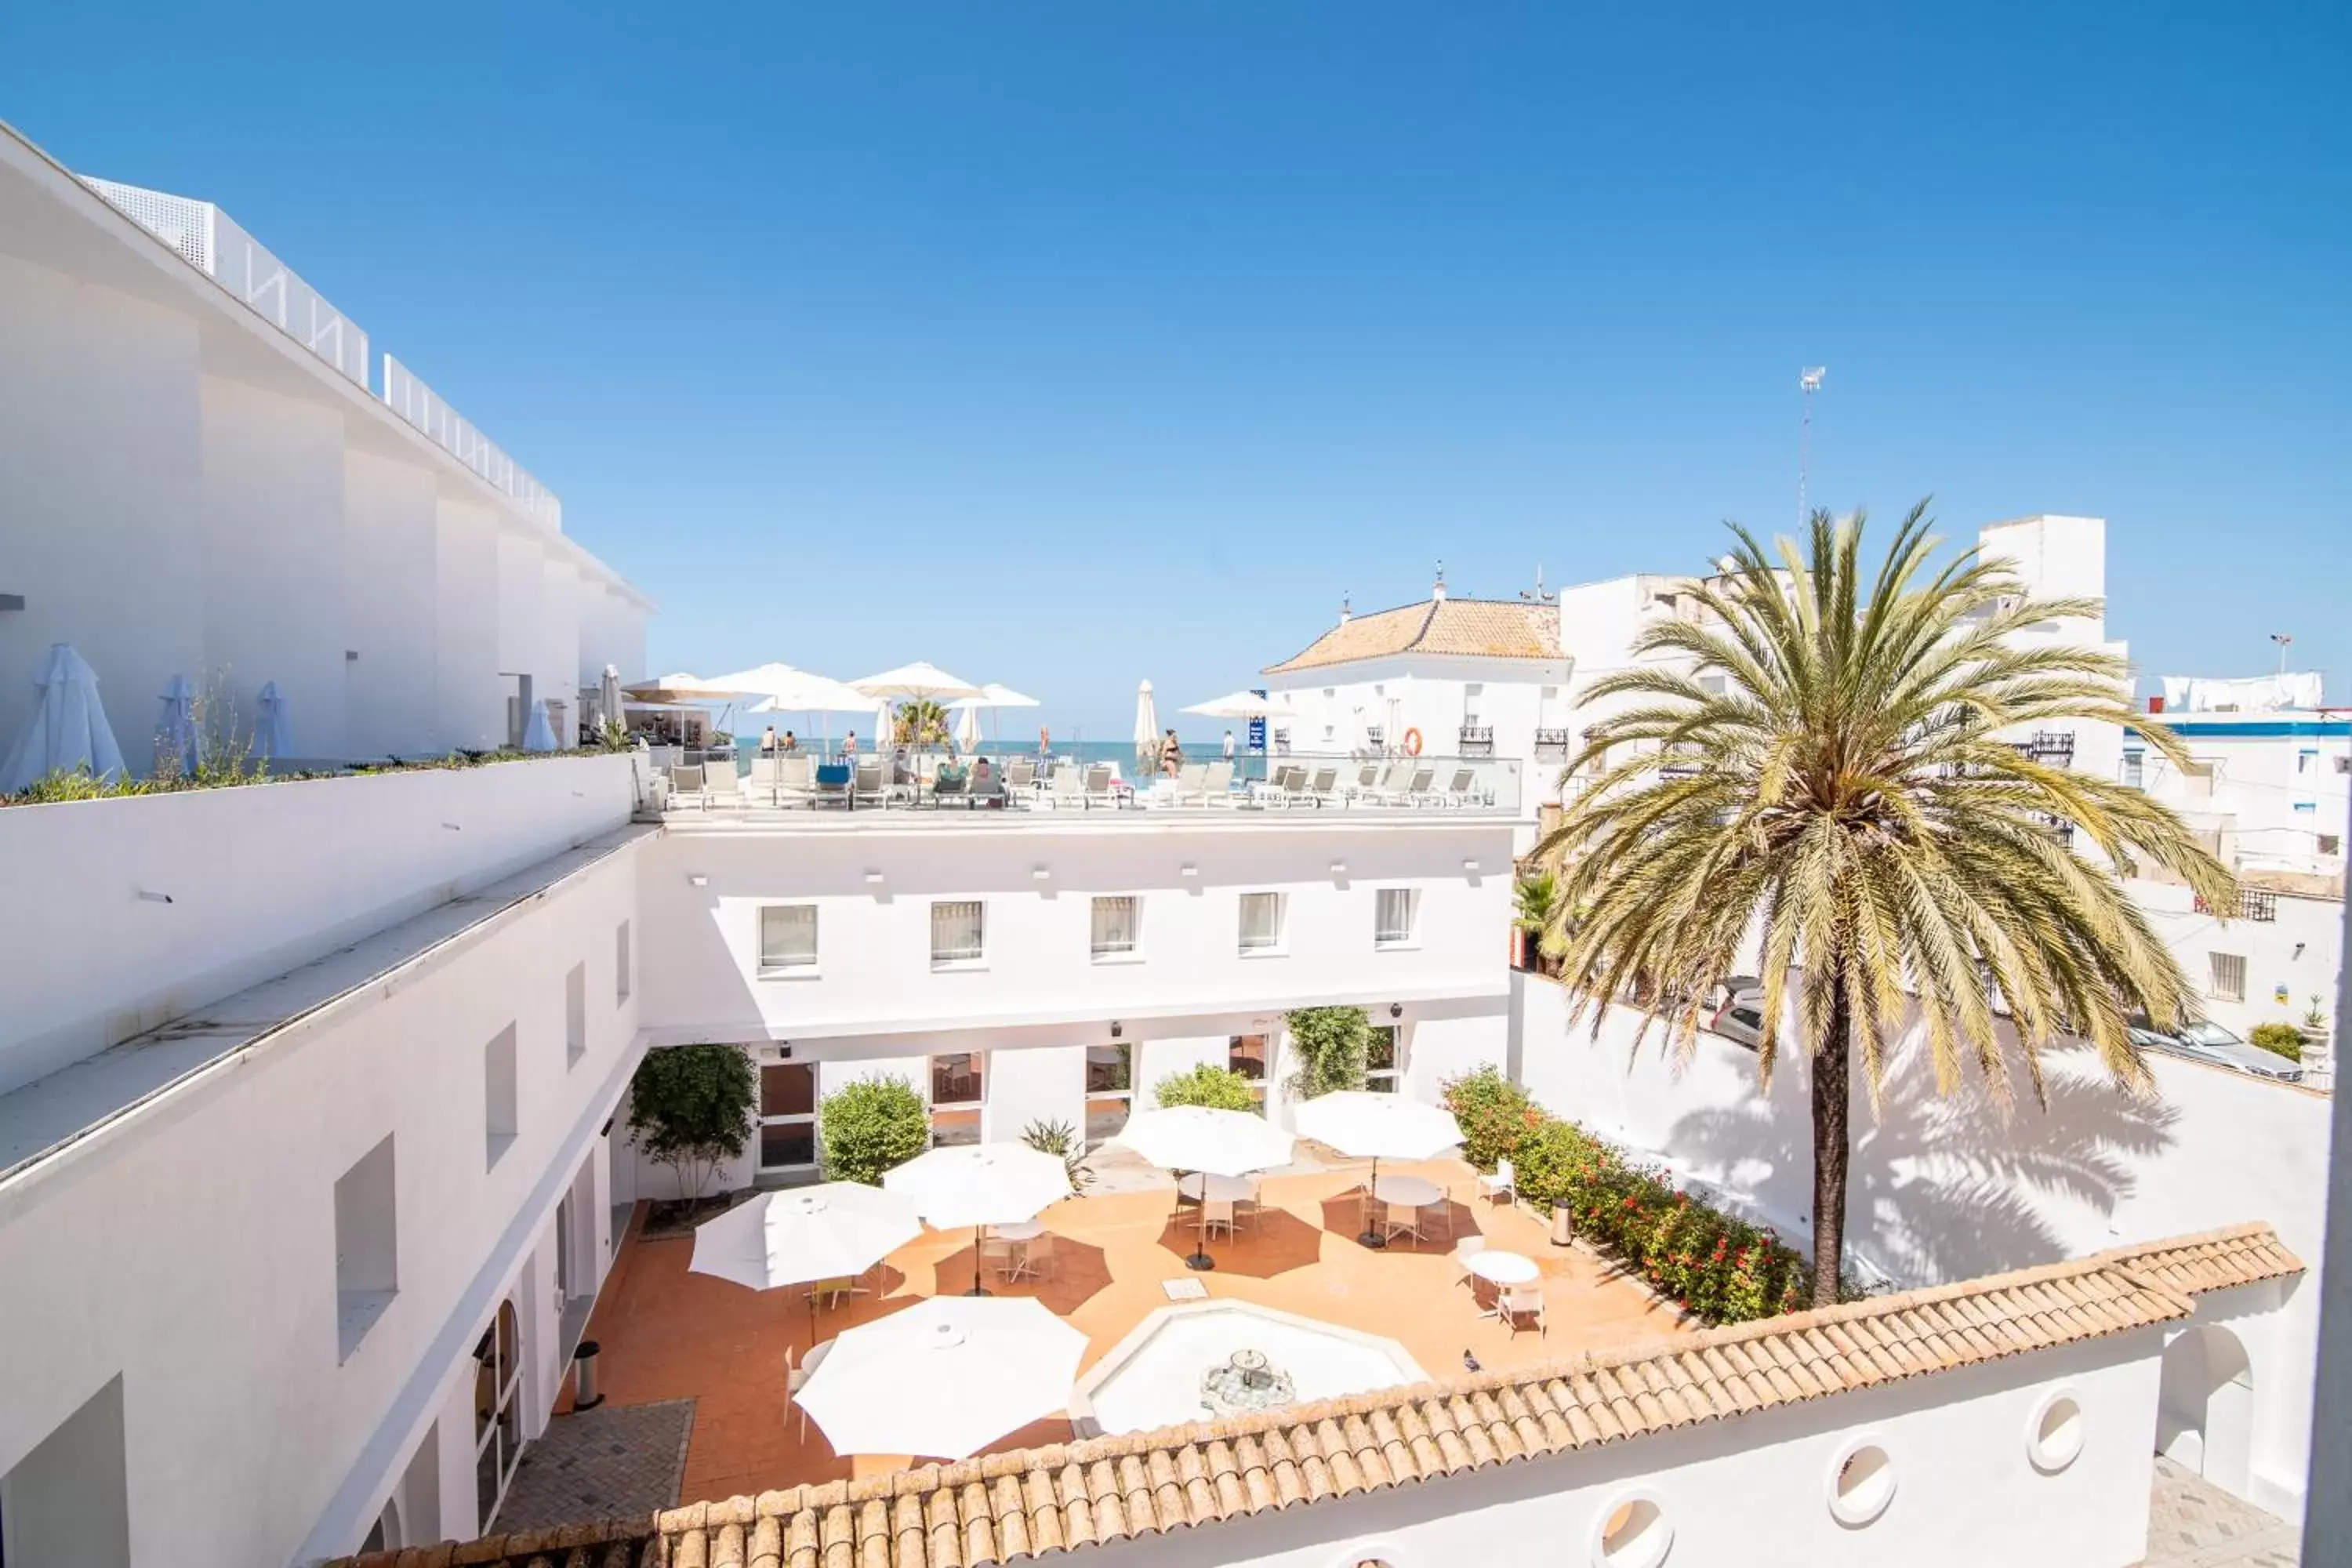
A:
1285;1005;1371;1098
818;1076;930;1184
1152;1063;1261;1112
625;1044;757;1207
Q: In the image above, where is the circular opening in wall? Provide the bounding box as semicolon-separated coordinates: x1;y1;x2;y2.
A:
1828;1442;1896;1526
2030;1393;2085;1473
1592;1495;1672;1568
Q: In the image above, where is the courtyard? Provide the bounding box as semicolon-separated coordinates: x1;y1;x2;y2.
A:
557;1152;1687;1509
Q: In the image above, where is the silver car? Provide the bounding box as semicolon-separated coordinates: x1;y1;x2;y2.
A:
2138;1018;2303;1083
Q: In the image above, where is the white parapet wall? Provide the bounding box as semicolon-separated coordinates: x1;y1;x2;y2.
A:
0;753;640;1098
1511;971;2329;1519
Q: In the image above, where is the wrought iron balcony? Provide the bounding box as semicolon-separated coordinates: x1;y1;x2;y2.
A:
2195;888;2279;924
2009;730;2076;766
1534;728;1572;760
1458;726;1494;757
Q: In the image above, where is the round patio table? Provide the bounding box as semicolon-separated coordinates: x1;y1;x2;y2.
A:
1176;1173;1257;1203
1465;1249;1539;1286
989;1221;1046;1241
1371;1173;1443;1209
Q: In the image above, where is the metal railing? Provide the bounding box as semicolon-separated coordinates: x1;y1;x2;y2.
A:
1458;726;1495;757
381;356;563;531
1534;728;1573;760
2196;889;2279;924
2009;730;2077;765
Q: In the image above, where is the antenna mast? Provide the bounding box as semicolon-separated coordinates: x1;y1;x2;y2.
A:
1798;366;1826;524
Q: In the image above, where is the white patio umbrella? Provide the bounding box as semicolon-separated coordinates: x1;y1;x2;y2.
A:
521;699;560;753
793;1295;1087;1459
884;1142;1073;1295
948;683;1040;751
598;665;625;736
157;673;200;775
872;698;896;751
622;671;742;703
848;662;986;702
1112;1106;1296;1271
955;699;981;753
1179;689;1293;720
1132;679;1159;769
689;1183;924;1336
710;662;872;711
255;681;292;760
0;644;125;794
1291;1091;1465;1250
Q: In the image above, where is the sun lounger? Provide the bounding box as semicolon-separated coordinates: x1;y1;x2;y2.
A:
812;760;851;808
700;760;738;804
1196;758;1235;805
666;764;705;810
853;758;886;807
1300;766;1339;807
1083;764;1120;809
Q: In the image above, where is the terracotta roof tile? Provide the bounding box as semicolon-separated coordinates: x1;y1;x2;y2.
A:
1263;598;1559;673
335;1227;2306;1568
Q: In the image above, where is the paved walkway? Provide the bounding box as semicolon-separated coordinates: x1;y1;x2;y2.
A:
2144;1455;2299;1566
492;1399;694;1535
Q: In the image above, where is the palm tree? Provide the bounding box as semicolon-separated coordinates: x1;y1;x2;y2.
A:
891;699;950;747
1534;504;2235;1305
1512;870;1560;975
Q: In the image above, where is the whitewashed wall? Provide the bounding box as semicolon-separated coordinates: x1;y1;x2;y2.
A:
2130;879;2343;1041
1098;1334;2159;1568
1512;972;2327;1518
0;754;639;1097
0;825;651;1568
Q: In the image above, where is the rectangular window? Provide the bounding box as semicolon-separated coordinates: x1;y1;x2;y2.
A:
1085;1042;1134;1145
334;1134;398;1361
2209;952;2247;1004
564;963;586;1065
1366;1024;1403;1092
3;1378;132;1568
1091;895;1141;958
484;1025;518;1167
929;1051;985;1145
759;904;819;971
931;901;985;965
615;920;633;1003
2322;833;2343;857
1239;892;1285;953
1374;888;1419;946
2122;749;2144;789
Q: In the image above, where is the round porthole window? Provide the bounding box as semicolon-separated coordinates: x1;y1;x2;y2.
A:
2029;1392;2085;1473
1827;1440;1896;1526
1592;1493;1672;1568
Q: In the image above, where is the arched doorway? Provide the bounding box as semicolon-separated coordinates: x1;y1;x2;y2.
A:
358;1495;403;1554
2158;1325;2253;1496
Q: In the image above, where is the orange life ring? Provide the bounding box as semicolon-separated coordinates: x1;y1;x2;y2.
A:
1402;728;1424;757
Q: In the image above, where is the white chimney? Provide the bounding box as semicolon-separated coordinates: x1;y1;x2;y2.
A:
1338;593;1352;626
1432;561;1447;603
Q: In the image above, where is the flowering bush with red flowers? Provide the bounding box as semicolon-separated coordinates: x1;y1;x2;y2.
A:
1442;1067;1813;1326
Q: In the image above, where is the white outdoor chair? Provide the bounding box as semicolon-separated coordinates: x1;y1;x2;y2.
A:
1005;1232;1056;1283
981;1235;1021;1282
776;756;815;806
1478;1159;1518;1207
1168;761;1207;804
1500;1283;1547;1337
1404;766;1439;806
853;758;887;806
1197;759;1236;804
1303;767;1340;807
667;764;706;809
1006;757;1036;793
1082;764;1119;809
702;760;738;802
1382;1200;1424;1247
1203;1198;1237;1240
786;1339;834;1439
1451;1233;1487;1290
1045;769;1083;809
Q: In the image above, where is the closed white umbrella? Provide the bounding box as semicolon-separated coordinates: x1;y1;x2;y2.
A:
849;662;985;702
598;665;625;737
157;673;200;775
0;644;126;793
793;1296;1087;1459
690;1183;924;1335
884;1142;1073;1295
255;681;292;760
955;699;981;753
1113;1106;1296;1271
1292;1091;1464;1250
1132;680;1159;770
873;698;896;751
521;699;559;753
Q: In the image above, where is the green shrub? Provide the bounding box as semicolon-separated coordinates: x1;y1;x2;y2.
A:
1284;1006;1370;1098
1440;1065;1541;1171
1152;1063;1261;1112
2249;1022;2305;1061
1020;1116;1091;1192
626;1044;758;1203
818;1076;931;1184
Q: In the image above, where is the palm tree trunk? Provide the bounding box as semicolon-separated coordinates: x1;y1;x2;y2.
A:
1809;985;1851;1308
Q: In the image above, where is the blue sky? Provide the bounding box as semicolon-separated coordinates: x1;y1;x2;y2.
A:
6;3;2345;736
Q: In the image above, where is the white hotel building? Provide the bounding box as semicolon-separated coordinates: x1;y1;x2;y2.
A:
0;115;2336;1568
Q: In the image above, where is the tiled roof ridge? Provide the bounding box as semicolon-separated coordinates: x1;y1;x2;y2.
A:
1262;595;1566;674
336;1226;2303;1568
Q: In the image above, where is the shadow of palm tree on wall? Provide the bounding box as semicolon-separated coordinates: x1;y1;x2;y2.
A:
1664;1044;2180;1286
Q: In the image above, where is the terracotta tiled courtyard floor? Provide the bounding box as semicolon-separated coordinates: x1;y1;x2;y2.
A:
569;1156;1688;1508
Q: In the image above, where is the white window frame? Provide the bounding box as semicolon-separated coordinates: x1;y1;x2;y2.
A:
756;1058;819;1173
1365;1023;1406;1093
758;903;820;975
931;900;987;967
2209;952;2247;1004
1084;1041;1134;1147
928;1051;986;1145
1091;895;1142;960
1229;1033;1271;1106
1238;892;1286;955
474;1298;525;1526
1374;887;1419;948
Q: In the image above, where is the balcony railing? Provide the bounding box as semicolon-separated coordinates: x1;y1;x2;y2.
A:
1534;728;1573;760
2034;811;2076;845
2009;731;2077;766
2196;888;2279;924
1458;726;1495;757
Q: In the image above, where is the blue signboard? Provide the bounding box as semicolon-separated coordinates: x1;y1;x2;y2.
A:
1247;689;1268;754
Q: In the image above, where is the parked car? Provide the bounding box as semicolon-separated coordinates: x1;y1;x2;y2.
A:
2129;1016;2303;1083
1711;989;1766;1051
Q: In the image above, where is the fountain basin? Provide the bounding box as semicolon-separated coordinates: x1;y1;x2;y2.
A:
1070;1301;1428;1436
